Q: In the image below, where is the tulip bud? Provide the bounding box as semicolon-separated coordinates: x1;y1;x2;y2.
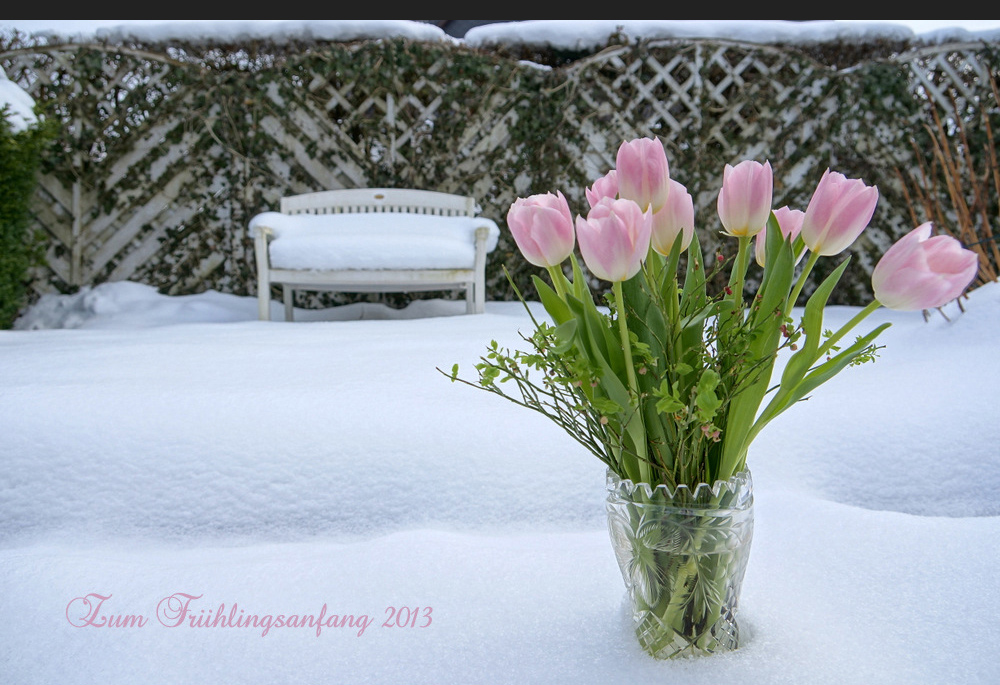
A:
615;137;671;213
586;170;619;209
506;191;576;268
754;205;805;267
717;160;773;238
650;179;695;256
799;169;879;256
575;197;652;282
871;222;979;311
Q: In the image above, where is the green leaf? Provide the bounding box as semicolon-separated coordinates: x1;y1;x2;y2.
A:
680;231;708;314
533;275;573;325
551;319;578;354
749;213;795;331
695;369;722;418
662;233;685;287
655;393;685;415
591;396;622;415
791;323;891;401
803;258;851;349
564;290;609;366
697;368;720;394
779;257;851;390
751;322;891;443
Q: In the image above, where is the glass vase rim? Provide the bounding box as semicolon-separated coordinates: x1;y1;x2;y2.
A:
606;467;753;503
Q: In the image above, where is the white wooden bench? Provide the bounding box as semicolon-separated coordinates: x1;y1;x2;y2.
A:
249;188;500;321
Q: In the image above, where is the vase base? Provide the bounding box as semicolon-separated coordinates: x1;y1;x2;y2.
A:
634;606;740;659
619;592;743;659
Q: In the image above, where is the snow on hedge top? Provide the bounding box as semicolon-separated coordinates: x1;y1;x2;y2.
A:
4;20;1000;49
0;67;37;133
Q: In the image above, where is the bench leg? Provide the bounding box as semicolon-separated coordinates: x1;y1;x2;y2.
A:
474;284;485;314
472;227;488;315
254;232;272;321
470;277;485;314
258;285;271;321
283;286;294;322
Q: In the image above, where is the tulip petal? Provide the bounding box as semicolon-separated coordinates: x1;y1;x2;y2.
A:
576;198;651;282
507;191;576;268
616;138;671;213
800;169;879;256
717;160;772;237
872;223;978;310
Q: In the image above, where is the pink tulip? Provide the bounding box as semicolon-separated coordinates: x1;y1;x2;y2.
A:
650;179;694;255
575;197;652;282
717;160;773;238
799;169;879;256
586;170;619;208
615;137;671;213
754;205;805;267
506;191;576;268
871;222;979;310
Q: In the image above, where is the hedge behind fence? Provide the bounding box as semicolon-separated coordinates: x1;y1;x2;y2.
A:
0;110;57;327
1;27;997;314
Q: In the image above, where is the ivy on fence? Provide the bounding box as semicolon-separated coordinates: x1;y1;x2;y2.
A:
0;29;997;315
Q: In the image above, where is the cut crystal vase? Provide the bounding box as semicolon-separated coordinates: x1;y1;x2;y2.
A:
605;468;754;659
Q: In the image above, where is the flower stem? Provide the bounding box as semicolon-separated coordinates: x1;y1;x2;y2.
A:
787;250;820;309
614;280;639;394
817;300;883;358
614;279;649;483
666;274;681;363
729;236;751;308
547;264;568;299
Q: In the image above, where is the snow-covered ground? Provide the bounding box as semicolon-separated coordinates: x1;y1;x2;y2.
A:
2;18;999;684
2;280;998;684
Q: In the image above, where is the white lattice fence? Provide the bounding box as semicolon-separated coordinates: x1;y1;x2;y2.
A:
556;39;861;297
1;36;996;307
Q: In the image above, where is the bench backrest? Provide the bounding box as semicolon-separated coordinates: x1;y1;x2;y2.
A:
280;188;477;217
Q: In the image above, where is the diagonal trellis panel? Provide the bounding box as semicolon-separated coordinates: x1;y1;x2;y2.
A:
0;33;997;311
557;39;871;297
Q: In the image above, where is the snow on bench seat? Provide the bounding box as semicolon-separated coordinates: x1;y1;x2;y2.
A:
249;189;500;321
252;212;499;271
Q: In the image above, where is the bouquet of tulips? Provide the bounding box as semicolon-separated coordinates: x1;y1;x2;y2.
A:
452;137;979;491
447;136;978;658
